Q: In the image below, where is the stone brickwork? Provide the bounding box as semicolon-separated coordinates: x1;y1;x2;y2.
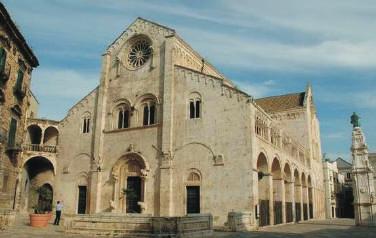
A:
65;213;213;237
0;2;38;214
0;209;15;230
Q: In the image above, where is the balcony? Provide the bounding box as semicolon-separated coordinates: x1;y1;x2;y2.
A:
25;119;59;154
23;144;57;153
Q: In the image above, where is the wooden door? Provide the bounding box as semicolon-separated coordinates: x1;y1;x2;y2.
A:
186;186;200;214
126;176;141;213
77;186;87;214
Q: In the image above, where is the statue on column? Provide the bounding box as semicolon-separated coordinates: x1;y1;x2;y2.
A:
350;112;376;226
351;112;360;128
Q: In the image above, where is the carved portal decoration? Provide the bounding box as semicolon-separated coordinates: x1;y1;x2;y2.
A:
111;152;149;213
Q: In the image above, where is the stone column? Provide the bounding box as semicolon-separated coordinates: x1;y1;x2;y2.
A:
300;185;304;220
351;126;376;226
291;181;296;223
268;175;274;225
280;179;286;224
305;185;310;219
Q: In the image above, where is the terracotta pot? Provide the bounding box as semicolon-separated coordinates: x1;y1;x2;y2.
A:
29;213;50;227
47;212;53;221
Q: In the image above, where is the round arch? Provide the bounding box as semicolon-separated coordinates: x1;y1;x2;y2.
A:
257;152;270;227
23;156;56;176
111;152;149;214
43;126;59;146
26;124;42;144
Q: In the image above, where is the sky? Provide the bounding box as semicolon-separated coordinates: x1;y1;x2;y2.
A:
2;0;376;161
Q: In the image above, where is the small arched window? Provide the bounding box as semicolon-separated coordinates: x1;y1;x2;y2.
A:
188;93;201;119
82;113;91;134
117;104;130;129
142;101;156;126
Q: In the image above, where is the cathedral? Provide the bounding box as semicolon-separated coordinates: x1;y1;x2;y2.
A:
17;18;325;228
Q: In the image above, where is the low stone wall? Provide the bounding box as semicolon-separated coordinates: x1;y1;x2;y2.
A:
0;209;16;230
65;213;213;237
226;211;256;231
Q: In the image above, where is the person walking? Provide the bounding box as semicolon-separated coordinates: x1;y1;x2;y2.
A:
53;200;63;225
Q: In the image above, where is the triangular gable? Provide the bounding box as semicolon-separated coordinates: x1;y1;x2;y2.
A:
106;17;175;54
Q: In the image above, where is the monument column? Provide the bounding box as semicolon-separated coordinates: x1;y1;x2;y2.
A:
350;112;376;226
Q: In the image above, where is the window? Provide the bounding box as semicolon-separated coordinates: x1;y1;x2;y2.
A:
143;102;156;126
117;105;130;129
346;173;351;180
189;99;201;119
127;37;152;69
0;48;6;74
0;48;8;87
15;69;24;91
8;118;17;147
2;174;8;192
82;118;90;133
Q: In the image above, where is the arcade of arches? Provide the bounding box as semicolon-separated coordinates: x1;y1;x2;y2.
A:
256;152;315;226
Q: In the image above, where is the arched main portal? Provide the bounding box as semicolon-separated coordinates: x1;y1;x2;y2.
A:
294;169;302;222
257;152;270;227
271;158;283;225
302;173;308;220
111;153;148;213
21;156;55;213
308;175;313;219
284;163;293;223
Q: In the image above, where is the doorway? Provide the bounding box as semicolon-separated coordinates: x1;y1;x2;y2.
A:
77;186;87;214
186;186;200;214
126;176;141;213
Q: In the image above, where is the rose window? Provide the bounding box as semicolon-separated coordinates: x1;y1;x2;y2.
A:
127;38;152;69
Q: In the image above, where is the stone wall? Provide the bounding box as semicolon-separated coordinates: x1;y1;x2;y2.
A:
65;213;213;237
0;209;15;230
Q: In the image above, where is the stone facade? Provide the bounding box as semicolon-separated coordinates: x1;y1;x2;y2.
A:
336;157;355;218
351;126;376;226
0;2;38;225
323;160;345;219
18;17;325;230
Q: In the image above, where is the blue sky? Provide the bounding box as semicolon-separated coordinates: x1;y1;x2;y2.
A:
2;0;376;161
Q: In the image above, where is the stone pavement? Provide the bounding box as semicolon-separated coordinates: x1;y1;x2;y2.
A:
215;219;376;238
0;216;375;237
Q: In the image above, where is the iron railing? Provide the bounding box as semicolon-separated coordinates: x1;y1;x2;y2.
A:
23;144;57;153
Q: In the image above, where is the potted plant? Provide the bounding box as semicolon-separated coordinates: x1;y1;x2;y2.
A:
29;186;53;227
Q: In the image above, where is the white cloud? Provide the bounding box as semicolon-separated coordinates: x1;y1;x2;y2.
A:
319;90;376;109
